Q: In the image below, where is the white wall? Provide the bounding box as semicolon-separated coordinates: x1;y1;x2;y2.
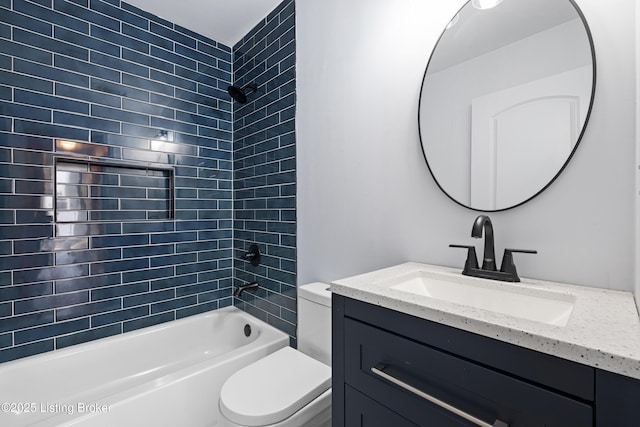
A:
636;0;640;312
297;0;637;292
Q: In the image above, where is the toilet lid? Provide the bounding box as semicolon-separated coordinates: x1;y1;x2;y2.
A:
219;347;331;426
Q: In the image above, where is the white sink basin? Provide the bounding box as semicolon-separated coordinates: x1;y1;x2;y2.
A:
380;270;576;326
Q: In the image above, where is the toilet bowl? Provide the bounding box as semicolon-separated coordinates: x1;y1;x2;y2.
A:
218;347;331;427
219;283;332;427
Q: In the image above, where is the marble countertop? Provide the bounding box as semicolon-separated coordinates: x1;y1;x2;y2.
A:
330;262;640;380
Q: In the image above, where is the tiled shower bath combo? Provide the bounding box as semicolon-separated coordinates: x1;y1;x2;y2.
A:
0;0;296;363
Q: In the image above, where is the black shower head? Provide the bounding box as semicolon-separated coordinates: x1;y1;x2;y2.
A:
227;83;258;104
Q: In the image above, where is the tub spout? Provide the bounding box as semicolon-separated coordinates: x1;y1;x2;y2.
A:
234;281;259;297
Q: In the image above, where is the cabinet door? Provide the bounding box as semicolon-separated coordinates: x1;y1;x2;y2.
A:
595;369;640;424
345;318;593;427
346;386;419;427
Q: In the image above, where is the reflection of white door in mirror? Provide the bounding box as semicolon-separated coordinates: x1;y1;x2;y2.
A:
470;66;591;210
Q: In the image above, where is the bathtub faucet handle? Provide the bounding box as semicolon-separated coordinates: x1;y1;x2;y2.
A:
234;281;259;297
241;244;261;267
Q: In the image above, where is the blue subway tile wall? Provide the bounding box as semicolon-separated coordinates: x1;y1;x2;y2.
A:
0;0;234;363
232;0;297;345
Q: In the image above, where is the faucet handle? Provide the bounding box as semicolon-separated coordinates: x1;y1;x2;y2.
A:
500;249;537;281
241;244;261;267
449;244;479;275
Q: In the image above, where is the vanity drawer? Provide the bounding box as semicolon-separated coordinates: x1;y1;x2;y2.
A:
342;296;594;401
344;318;593;426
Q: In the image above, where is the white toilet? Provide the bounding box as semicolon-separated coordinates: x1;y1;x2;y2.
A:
219;282;332;427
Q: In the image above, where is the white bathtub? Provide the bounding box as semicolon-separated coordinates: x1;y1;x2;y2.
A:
0;307;289;427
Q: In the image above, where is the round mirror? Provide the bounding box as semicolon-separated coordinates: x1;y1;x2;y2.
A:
418;0;595;211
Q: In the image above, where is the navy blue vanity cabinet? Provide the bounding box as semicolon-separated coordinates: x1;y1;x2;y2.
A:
345;386;419;426
332;294;601;427
595;369;640;424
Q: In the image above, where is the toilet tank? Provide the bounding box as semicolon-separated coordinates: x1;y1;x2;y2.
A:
297;282;332;367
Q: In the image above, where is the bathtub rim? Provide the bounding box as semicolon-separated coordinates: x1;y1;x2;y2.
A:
0;306;289;370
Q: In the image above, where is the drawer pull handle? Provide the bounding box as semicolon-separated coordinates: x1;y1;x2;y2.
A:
371;364;509;427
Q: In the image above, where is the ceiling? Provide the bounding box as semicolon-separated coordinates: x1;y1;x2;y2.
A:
125;0;284;47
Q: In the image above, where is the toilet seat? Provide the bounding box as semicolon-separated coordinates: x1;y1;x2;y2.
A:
219;347;331;426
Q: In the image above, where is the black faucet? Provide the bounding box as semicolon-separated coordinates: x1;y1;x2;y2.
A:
471;215;496;271
450;215;537;282
234;281;259;297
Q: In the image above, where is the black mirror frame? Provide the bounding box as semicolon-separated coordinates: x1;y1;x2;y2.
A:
417;0;597;212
